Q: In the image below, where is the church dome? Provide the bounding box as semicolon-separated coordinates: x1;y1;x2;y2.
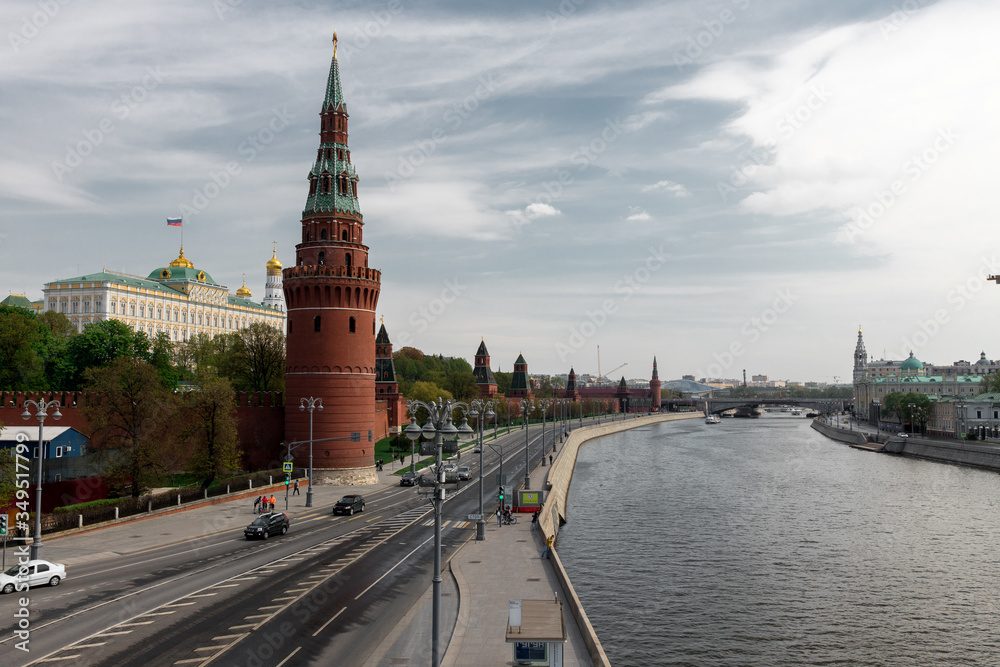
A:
975;351;992;366
900;352;924;372
236;277;252;298
266;248;282;275
168;247;195;269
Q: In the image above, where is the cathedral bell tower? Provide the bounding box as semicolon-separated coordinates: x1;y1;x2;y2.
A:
283;33;381;484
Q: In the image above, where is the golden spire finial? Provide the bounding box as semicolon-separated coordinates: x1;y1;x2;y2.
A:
333;31;338;58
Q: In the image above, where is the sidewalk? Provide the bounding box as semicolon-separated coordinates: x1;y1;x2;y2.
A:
365;437;596;667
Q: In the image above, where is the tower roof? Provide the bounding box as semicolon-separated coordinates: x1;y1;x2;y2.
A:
376;322;391;345
324;32;345;112
514;353;527;365
476;339;489;357
266;245;282;275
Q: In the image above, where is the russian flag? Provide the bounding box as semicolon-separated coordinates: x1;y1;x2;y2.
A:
167;217;182;227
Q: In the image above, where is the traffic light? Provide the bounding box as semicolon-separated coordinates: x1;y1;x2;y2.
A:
284;475;290;486
498;486;504;504
0;514;7;536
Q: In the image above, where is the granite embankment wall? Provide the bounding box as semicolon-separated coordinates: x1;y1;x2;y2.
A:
539;411;704;667
810;419;868;446
812;418;1000;471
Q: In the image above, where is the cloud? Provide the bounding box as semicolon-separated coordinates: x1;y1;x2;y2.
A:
625;206;651;222
641;180;691;197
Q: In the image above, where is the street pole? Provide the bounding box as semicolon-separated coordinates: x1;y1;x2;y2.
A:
299;397;323;508
520;399;532;489
404;398;472;667
469;399;494;541
22;398;61;561
541;402;547;466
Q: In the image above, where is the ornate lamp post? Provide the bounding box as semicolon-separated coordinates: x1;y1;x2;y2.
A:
540;401;548;466
299;397;323;508
520;398;532;489
468;399;495;541
22;398;62;560
404;398;473;667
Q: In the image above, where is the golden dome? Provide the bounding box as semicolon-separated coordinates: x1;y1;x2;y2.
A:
169;246;195;269
266;248;282;275
236;275;252;298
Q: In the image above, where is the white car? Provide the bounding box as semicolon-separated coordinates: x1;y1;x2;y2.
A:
457;466;472;480
1;560;66;594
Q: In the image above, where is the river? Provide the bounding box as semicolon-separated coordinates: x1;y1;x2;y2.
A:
557;414;1000;666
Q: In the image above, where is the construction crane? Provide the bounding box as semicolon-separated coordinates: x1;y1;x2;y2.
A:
595;345;627;382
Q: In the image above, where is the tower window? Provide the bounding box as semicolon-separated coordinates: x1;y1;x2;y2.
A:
321;229;327;240
345;253;352;269
341;230;348;241
314;315;321;332
318;251;325;266
349;316;356;333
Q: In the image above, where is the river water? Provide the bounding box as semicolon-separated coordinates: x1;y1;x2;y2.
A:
557;414;1000;666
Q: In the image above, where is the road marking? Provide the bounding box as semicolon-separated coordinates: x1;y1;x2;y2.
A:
228;624;255;630
311;606;347;637
212;634;242;640
214;583;241;587
276;646;302;667
72;643;107;648
189;593;218;598
37;656;81;662
365;514;383;523
142;611;177;616
257;605;282;610
354;534;435;601
244;614;270;619
164;601;197;607
173;659;204;664
299;513;320;519
118;621;155;627
94;630;134;636
195;645;229;651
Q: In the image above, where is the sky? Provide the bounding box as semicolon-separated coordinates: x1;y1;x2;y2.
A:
2;0;998;384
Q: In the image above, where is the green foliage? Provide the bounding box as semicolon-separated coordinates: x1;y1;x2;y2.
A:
66;319;153;390
393;347;477;400
882;391;931;430
183;374;242;488
409;380;453;403
82;357;175;497
0;418;13;509
0;304;47;389
495;371;512;396
981;372;1000;394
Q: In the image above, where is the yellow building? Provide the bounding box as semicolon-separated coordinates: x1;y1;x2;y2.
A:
41;247;285;340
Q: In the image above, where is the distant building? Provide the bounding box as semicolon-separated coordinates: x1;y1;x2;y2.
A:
752;374;768;382
472;339;498;397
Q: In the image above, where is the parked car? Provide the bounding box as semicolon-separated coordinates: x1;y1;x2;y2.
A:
333;494;366;515
0;560;66;594
400;471;419;486
244;512;290;540
457;466;472;480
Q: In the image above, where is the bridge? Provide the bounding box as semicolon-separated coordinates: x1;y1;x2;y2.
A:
662;397;851;415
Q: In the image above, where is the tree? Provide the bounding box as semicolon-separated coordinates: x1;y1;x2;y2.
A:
150;332;179;390
898;393;931;433
229;323;285;392
82;357;175;498
0;304;46;389
35;311;76;389
66;320;151;390
444;370;478;401
0;419;14;511
495;371;512;396
408;380;453;404
183;374;242;488
981;371;1000;394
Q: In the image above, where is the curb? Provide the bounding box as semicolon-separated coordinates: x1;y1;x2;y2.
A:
442;555;471;667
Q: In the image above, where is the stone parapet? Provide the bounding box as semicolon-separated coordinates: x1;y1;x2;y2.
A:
312;465;378;486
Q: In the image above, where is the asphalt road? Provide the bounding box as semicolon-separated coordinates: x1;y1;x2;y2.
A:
0;419;575;667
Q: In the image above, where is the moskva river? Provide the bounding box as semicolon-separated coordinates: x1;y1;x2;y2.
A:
557;414;1000;666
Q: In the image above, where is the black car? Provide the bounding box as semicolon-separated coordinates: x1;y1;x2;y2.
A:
400;471;419;487
333;494;365;515
244;512;290;540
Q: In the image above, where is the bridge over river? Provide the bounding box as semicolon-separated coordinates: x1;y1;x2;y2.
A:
662;397;851;415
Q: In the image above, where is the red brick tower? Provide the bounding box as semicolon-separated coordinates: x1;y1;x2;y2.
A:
649;357;661;412
375;321;406;436
563;367;579;402
283;34;380;484
507;353;533;399
473;339;498;397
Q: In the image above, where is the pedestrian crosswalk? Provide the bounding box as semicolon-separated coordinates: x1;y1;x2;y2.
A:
420;519;473;529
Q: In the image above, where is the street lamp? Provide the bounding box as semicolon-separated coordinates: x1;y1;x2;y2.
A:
520;399;532;489
22;397;61;560
299;397;323;508
404;397;473;667
540;400;548;466
468;399;495;541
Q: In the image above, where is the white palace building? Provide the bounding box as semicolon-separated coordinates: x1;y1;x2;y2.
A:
41;246;286;340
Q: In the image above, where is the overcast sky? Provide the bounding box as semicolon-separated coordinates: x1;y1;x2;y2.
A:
2;0;997;383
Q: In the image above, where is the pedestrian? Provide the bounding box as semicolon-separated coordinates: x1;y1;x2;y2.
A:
253;495;261;513
531;510;539;530
496;507;502;527
542;535;553;559
293;479;300;495
269;495;276;511
549;454;553;465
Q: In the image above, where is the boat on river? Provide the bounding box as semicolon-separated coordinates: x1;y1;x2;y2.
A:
705;415;722;424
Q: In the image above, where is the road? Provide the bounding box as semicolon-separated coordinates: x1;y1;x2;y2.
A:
0;417;591;666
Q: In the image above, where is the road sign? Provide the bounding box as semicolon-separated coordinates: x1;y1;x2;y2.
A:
467;513;482;520
282;462;293;473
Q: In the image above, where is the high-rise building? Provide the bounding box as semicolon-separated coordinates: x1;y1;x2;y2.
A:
282;34;381;485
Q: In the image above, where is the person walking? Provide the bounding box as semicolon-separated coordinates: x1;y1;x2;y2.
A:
531;510;539;531
293;479;300;495
496;507;502;527
253;495;261;513
541;535;553;559
269;495;277;512
549;454;553;465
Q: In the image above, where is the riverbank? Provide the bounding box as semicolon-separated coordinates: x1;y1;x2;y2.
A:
811;418;1000;472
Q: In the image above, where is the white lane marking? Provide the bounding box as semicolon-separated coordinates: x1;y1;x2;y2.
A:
275;646;302;667
311;606;347;638
354;534;435;601
195;645;229;651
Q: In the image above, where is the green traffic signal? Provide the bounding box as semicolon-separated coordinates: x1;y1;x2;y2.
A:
284;476;290;486
0;515;7;535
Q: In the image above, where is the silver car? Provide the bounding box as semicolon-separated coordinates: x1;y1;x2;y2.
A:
457;466;472;480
